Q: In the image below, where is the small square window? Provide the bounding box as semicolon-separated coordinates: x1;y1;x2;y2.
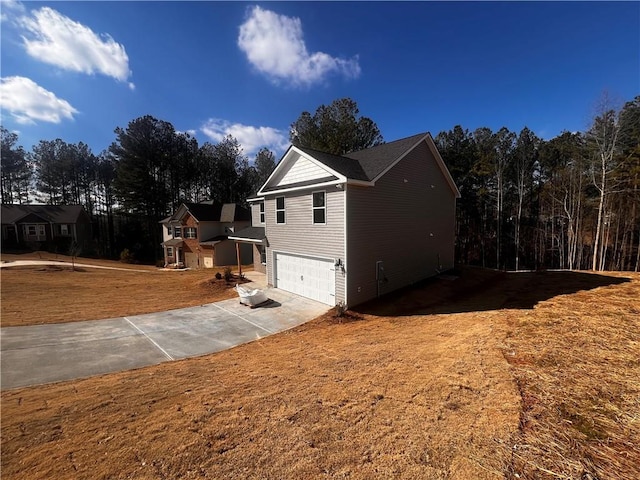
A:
312;191;326;224
275;196;285;224
184;227;197;239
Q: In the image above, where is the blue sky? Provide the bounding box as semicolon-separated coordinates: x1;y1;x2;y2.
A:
1;1;638;159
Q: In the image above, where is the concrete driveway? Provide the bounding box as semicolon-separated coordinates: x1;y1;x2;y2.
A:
0;286;328;390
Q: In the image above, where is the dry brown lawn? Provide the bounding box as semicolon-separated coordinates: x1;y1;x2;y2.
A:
1;254;249;327
1;266;639;479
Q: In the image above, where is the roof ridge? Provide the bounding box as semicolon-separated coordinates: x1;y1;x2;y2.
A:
346;131;429;157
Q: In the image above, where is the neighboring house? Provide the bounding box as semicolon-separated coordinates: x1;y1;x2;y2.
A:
160;202;252;269
1;204;93;251
230;132;460;308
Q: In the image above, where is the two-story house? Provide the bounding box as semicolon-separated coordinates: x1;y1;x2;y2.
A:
229;132;460;308
160;202;252;268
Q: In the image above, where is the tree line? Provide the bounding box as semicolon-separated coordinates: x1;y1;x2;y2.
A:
2;96;638;271
1;115;276;261
436;95;639;272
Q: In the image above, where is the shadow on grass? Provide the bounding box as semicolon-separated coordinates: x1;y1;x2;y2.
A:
353;268;631;317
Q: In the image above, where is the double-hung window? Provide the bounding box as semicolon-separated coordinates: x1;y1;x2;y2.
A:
312;191;326;224
184;227;197;239
259;202;265;224
166;246;174;257
167;225;172;236
276;196;285;224
173;226;182;238
60;224;69;236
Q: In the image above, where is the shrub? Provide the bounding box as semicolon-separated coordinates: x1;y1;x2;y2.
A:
120;248;135;264
223;266;233;282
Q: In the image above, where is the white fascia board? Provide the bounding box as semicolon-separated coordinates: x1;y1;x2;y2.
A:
260;179;344;196
370;133;431;183
290;145;348;181
258;145;348;196
228;236;263;243
246;196;265;203
346;179;374;187
257;145;295;195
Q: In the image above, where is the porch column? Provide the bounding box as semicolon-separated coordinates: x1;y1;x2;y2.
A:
236;242;242;275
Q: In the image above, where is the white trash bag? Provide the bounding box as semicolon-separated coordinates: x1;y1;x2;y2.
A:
235;284;269;307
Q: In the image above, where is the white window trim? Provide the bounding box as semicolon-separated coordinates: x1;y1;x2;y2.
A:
24;224;46;241
312;190;326;225
275;196;286;224
184;227;197;239
166;246;174;257
259;201;265;224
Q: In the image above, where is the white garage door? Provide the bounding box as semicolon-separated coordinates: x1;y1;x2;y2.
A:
275;253;336;306
184;252;198;269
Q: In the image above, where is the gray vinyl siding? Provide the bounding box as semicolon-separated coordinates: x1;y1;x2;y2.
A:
250;202;265;227
265;188;346;304
346;140;456;307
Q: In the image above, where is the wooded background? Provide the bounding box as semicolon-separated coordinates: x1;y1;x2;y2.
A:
2;96;638;271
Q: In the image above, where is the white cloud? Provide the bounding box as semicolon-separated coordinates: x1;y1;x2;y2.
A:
1;0;26;22
201;118;288;156
238;5;360;87
18;6;133;85
0;76;78;125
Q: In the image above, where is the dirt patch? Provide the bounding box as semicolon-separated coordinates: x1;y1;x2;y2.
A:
1;265;250;327
502;272;640;480
1;268;638;479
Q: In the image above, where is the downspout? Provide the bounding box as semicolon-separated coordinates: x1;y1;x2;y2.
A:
343;183;348;308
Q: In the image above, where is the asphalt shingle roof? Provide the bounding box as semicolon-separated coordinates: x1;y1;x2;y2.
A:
228;226;265;242
167;202;251;223
344;132;428;181
1;204;87;224
296;132;428;182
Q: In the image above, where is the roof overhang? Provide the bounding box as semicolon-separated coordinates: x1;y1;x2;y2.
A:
425;134;461;199
199;235;228;246
228;236;264;244
228;226;266;243
162;239;183;247
257;145;351;196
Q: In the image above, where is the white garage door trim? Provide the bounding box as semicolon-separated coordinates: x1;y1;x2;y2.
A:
274;252;336;306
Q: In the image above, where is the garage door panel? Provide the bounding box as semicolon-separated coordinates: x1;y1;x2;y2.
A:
275;253;335;306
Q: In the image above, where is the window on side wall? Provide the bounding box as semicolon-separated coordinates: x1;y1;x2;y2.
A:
167;225;172;236
276;196;285;224
312;191;326;224
259;202;265;224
